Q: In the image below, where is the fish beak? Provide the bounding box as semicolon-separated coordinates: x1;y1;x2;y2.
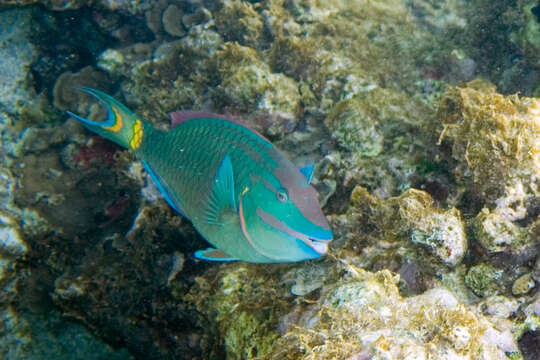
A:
255;207;332;256
299;237;328;255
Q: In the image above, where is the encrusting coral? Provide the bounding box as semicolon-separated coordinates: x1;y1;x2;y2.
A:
438;80;539;214
465;263;505;298
336;186;467;277
4;0;540;359
437;80;540;261
188;262;518;360
267;267;517;360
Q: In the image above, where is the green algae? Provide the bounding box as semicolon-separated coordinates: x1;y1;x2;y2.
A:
465;263;504;298
340;186;467;275
265;268;515;359
509;1;540;67
438;80;540;211
3;0;540;359
214;0;264;47
0;308;132;360
473;208;531;254
186;265;291;359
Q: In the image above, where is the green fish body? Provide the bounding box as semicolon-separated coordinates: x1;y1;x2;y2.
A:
68;88;332;263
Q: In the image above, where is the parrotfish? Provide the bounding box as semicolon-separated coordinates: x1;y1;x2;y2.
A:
68;87;332;263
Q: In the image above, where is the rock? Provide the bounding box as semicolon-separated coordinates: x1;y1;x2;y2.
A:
465;263;505;298
269;269;517;359
0;308;132;360
512;273;536;296
397;189;467;267
473;207;531;254
0;8;37;114
479;295;519;319
438;80;540;216
162;4;185;37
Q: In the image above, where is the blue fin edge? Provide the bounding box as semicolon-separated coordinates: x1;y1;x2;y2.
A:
142;161;187;218
203;154;236;224
300;163;315;183
195;248;238;261
66;87;117;128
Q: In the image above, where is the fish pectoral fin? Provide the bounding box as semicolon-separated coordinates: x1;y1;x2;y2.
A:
299;163;315;183
194;248;238;261
204;154;236;224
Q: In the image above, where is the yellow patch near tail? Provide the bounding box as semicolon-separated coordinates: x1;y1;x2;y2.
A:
129;119;143;149
103;107;123;132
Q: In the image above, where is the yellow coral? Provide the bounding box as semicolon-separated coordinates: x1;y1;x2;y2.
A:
346;187;467;267
438;80;540;209
265;269;513;360
214;0;264;47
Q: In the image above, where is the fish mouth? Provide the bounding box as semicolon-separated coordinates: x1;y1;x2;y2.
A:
256;207;332;255
299;237;329;255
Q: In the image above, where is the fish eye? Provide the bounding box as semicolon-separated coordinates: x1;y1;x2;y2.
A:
276;189;288;203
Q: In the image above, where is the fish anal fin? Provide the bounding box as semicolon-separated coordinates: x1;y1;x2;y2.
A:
142;161;187;217
195;248;238;261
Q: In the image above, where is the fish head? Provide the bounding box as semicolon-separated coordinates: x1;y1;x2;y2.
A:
239;164;332;262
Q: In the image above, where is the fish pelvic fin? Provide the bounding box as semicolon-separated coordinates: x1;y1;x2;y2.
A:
67;87;146;150
142;161;187;217
195;248;238;261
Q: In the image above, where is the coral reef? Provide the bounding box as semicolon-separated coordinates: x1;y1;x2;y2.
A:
187;264;289;359
268;268;517;360
0;308;132;360
189;263;518;360
0;8;38;114
212;42;302;122
325;88;428;159
336;186;467;279
162;4;185;37
0;0;157;13
438;80;539;211
2;0;540;359
437;81;540;263
214;0;263;48
53;66;112;112
51;201;208;359
509;1;540;68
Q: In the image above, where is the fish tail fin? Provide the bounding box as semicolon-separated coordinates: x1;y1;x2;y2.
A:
67;87;146;150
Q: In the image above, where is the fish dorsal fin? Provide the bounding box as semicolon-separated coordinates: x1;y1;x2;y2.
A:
142;161;187;217
169;111;230;128
299;164;315;183
195;248;238;261
204;154;236;225
168;110;272;143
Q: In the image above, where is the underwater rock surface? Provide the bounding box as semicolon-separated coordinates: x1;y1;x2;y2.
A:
0;8;37;115
1;0;540;359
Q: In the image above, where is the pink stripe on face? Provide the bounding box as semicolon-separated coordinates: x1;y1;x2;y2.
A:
238;194;280;261
256;207;328;254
